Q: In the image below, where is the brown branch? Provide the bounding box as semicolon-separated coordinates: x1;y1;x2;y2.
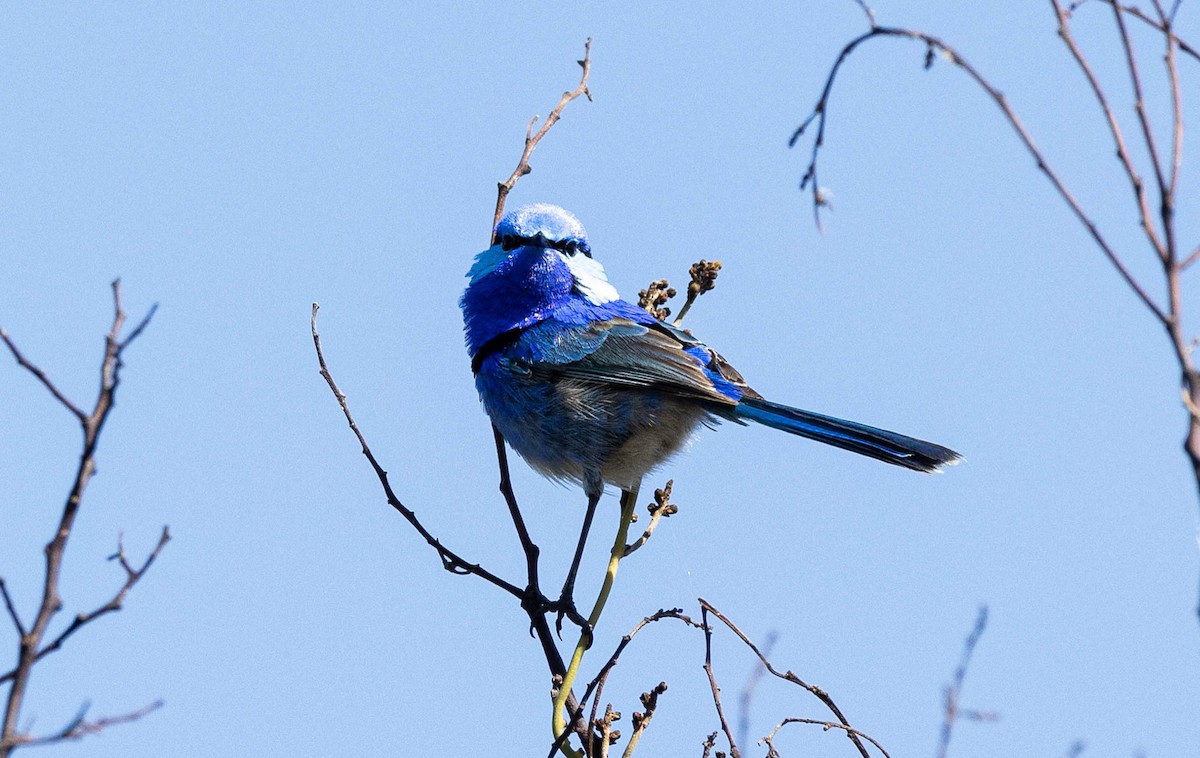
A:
550;608;701;758
791;16;1170;324
761;718;891;758
0;281;160;757
1052;0;1167;260
699;598;871;758
700;603;741;758
0;582;23;638
1153;0;1185;204
1109;3;1170;221
0;529;170;687
0;330;87;423
936;606;992;758
1;699;163;750
1095;0;1200;63
1181;245;1200;271
309;305;523;598
622;682;667;758
623;480;677;557
737;630;777;748
491;38;594;242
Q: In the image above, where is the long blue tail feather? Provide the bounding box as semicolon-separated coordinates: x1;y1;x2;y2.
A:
733;398;961;473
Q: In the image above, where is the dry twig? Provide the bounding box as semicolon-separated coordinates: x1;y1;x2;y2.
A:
0;281;162;755
795;0;1200;614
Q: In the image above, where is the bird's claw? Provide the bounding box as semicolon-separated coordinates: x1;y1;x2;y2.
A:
554;598;592;645
521;588;593;645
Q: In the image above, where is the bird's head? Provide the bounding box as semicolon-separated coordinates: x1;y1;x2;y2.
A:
462;204;624;359
494;203;591;258
466;203;618;306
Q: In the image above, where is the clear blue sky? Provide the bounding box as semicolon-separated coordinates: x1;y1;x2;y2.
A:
1;2;1197;756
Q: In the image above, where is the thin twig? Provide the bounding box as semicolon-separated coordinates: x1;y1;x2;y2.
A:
737;630;777;748
792;18;1170;323
1;699;163;750
761;717;891;758
1052;0;1167;260
0;582;24;637
700;604;741;758
0;281;161;756
699;598;871;758
1097;0;1200;62
0;528;170;687
623;480;677;557
621;682;667;758
310;305;522;598
1181;245;1200;271
936;606;992;758
491;38;594;241
0;330;87;423
1109;2;1169;220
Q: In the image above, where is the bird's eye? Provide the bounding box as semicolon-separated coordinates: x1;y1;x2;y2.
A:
501;234;518;251
563;241;578;256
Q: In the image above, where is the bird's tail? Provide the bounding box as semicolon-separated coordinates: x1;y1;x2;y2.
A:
733;398;961;473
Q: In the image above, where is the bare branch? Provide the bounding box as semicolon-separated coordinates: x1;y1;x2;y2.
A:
792;18;1170;325
700;603;741;758
1052;1;1168;260
673;260;722;328
936;606;992;758
761;717;891;758
552;608;703;758
491;38;594;242
1;699;163;751
1109;3;1170;217
699;598;871;758
621;682;667;758
309;304;523;598
737;630;777;748
0;329;87;422
1098;0;1200;63
0;582;24;638
0;529;171;688
1;283;161;756
1181;245;1200;271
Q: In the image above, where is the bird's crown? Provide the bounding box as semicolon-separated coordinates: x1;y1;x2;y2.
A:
494;203;591;257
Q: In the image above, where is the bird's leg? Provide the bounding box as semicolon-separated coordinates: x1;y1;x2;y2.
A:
555;475;603;637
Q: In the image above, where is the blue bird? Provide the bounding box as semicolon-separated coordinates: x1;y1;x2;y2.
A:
461;203;960;613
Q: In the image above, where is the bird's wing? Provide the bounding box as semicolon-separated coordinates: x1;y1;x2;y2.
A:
518;317;751;406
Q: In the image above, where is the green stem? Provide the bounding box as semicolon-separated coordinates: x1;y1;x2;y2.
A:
552;485;641;757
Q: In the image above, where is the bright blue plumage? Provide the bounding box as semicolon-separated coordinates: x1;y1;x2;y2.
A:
461;203;960;500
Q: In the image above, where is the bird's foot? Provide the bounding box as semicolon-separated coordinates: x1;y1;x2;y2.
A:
520;587;592;646
553;585;593;647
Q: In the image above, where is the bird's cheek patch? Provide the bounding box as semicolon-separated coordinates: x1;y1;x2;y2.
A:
562;253;620;305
